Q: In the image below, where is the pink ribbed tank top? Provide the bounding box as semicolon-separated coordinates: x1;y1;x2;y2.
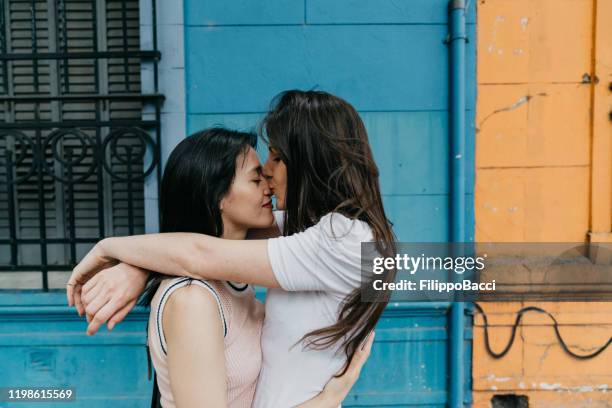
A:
148;277;264;408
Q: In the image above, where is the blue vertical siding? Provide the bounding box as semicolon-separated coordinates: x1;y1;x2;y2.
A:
0;292;151;408
184;0;476;406
185;3;476;243
0;1;476;407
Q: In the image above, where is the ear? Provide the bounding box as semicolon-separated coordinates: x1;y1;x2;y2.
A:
219;197;225;212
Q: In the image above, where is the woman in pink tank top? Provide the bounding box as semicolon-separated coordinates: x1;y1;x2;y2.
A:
137;128;367;408
69;91;384;407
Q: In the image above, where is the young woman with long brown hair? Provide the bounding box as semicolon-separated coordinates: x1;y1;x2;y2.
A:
67;90;396;407
135;127;369;407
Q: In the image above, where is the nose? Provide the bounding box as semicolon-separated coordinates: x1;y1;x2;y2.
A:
263;181;272;197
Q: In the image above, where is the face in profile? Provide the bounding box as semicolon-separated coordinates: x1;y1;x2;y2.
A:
263;147;287;210
220;147;275;232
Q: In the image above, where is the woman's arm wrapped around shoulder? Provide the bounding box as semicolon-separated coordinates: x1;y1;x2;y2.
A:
67;233;281;334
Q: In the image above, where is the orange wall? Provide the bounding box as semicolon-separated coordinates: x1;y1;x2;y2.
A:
473;0;612;406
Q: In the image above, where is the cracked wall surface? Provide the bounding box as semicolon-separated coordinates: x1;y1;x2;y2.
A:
473;0;612;407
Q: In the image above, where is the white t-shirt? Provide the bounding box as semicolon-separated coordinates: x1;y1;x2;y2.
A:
252;211;373;408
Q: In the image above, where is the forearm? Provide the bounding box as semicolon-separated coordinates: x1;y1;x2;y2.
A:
100;233;207;280
97;233;278;287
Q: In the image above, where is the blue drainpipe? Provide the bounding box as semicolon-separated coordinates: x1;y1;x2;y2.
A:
448;1;467;407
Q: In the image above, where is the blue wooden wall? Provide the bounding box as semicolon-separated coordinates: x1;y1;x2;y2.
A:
0;292;151;407
185;1;476;243
184;0;476;406
0;1;476;407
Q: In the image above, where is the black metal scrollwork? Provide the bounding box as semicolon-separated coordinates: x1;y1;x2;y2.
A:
101;127;158;181
41;128;97;183
0;130;37;184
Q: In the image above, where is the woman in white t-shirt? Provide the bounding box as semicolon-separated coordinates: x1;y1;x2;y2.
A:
140;127;369;408
67;90;396;407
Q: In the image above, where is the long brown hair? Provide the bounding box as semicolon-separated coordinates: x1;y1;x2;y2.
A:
261;90;397;376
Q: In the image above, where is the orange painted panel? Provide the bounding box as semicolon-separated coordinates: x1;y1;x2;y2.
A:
590;0;612;235
475;167;590;242
473;0;611;406
473;302;612;396
473;324;525;390
478;0;593;84
473;302;612;326
476;84;591;168
522;325;611;380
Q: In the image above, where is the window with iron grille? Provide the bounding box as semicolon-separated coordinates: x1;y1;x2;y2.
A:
0;0;162;290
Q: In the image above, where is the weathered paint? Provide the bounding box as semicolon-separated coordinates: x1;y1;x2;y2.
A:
590;0;612;243
472;302;612;407
474;0;612;406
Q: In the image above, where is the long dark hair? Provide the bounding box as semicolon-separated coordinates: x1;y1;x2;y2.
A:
141;127;257;306
260;90;397;375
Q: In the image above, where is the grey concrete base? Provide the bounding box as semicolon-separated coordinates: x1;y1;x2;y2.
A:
0;271;72;289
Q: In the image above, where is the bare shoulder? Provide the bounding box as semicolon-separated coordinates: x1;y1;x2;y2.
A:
162;282;226;349
164;283;220;316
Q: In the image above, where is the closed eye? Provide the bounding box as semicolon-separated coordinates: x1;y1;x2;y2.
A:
268;148;282;163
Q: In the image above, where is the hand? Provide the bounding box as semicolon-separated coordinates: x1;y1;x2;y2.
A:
79;262;149;335
66;239;118;310
320;331;375;406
